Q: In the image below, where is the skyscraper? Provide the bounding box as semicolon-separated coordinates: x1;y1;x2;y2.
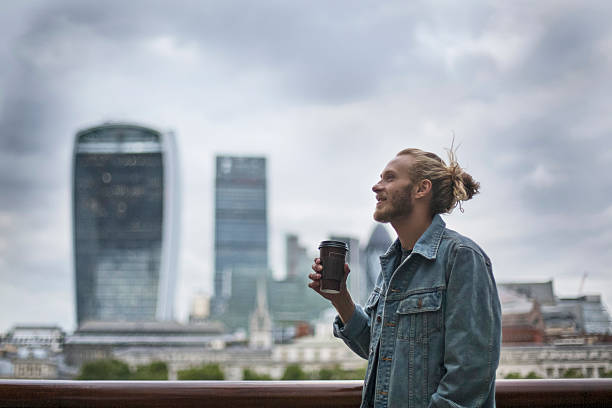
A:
72;123;179;326
214;156;268;315
267;234;328;328
329;235;362;303
285;233;307;280
363;224;393;299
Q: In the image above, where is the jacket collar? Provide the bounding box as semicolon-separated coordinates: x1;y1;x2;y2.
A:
380;214;446;261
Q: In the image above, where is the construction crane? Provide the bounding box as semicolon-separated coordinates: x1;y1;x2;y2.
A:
578;271;588;295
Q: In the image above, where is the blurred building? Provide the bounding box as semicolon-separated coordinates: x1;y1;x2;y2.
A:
362;224;393;303
554;295;612;335
499;281;556;305
498;344;612;379
499;287;545;344
63;320;232;379
285;234;307;280
213;156;268;315
12;350;59;379
188;293;211;323
271;308;366;376
4;326;64;353
0;358;12;378
498;281;612;341
267;275;328;338
266;234;328;338
497;344;612;379
1;325;69;379
223;266;267;330
329;235;362;304
62;320;301;381
249;280;273;350
454;283;612;379
72;123;179;325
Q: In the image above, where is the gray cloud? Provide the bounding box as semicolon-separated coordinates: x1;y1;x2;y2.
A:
1;0;612;331
14;1;435;103
515;5;612;86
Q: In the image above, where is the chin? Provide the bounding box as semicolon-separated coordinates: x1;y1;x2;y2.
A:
373;211;389;223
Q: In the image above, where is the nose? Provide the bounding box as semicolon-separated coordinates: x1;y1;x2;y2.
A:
372;181;382;193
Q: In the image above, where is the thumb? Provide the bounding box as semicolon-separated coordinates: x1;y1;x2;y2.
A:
343;263;351;280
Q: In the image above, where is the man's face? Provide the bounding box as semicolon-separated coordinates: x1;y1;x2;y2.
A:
372;155;415;223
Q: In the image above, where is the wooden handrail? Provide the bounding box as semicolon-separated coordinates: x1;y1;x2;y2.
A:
495;379;612;407
0;379;611;407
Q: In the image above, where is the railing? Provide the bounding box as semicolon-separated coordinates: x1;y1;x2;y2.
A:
1;379;611;407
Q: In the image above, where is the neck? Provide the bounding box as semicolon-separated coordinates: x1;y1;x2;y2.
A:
390;209;433;250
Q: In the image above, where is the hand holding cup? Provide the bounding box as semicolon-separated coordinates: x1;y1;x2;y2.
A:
309;258;351;300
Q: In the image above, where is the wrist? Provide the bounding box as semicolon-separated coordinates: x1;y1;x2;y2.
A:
332;293;355;324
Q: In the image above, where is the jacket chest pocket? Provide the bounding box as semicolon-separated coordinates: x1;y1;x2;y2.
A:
396;290;443;341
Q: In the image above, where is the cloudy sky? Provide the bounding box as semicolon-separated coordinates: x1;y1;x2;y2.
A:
1;0;611;332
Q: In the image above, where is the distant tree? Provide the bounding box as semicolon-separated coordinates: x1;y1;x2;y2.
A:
178;363;225;380
561;368;584;379
317;365;366;380
317;367;336;380
525;371;542;379
242;368;273;380
77;359;131;380
131;361;168;380
600;370;612;378
281;364;310;380
504;372;522;379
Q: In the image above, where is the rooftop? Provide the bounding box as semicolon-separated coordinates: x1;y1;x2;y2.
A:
76;321;225;335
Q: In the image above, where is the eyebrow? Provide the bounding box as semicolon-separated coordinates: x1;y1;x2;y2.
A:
380;169;396;178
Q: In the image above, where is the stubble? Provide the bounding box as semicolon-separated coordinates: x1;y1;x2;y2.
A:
373;184;414;223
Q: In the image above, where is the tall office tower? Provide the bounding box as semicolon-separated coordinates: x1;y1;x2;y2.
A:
285;234;307;280
214;156;268;315
363;224;393;299
329;235;363;303
73;123;179;326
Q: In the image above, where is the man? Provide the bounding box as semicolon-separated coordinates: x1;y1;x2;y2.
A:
309;148;501;407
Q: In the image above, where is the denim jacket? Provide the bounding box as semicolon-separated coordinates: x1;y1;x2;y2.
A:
334;215;501;408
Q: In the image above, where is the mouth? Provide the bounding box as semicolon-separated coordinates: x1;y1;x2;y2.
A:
376;196;386;207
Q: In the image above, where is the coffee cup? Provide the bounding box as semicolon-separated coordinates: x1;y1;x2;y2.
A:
318;240;349;294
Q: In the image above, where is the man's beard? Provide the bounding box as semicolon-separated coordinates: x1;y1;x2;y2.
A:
373;184;414;223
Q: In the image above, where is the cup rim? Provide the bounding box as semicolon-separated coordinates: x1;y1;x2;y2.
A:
318;240;349;251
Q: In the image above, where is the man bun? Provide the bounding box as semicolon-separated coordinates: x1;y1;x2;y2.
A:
460;171;480;200
446;149;479;212
397;145;480;215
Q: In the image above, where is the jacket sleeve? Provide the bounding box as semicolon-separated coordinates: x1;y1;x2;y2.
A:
333;303;372;360
429;245;502;408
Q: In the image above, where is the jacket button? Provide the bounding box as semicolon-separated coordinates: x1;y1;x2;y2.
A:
376;315;382;323
417;298;423;308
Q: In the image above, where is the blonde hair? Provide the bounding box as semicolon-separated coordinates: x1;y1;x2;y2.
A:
396;146;480;215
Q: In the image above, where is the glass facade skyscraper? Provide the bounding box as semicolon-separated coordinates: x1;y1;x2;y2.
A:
72;123;179;326
363;224;393;300
329;235;363;303
214;156;268;315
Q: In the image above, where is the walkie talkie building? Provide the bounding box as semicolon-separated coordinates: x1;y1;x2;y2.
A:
72;123;179;326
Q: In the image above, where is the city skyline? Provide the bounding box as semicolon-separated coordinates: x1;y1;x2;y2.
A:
1;1;612;332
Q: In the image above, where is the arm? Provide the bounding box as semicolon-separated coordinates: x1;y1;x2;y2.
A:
309;259;371;359
333;302;372;359
429;246;502;408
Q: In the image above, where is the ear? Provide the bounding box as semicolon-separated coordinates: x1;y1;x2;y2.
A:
414;179;432;199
